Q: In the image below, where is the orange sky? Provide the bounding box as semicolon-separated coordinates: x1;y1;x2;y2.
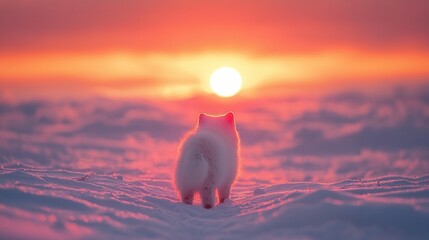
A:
1;0;429;99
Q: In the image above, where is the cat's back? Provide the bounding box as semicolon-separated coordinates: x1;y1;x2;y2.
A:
180;129;227;158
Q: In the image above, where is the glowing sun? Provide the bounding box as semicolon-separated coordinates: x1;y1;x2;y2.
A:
210;67;242;97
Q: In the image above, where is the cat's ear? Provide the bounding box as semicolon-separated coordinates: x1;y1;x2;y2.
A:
225;112;235;125
199;113;207;125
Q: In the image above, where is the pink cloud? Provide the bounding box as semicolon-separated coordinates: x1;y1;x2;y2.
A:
1;1;428;54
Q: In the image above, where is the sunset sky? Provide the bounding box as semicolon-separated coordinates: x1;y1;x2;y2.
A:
1;0;429;99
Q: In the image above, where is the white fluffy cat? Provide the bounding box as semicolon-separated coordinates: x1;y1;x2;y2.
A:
174;112;240;209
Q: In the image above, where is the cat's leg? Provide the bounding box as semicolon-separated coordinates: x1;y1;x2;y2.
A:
201;183;215;209
181;191;194;205
218;184;231;203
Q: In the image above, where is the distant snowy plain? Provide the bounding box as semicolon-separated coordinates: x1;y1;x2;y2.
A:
1;165;429;239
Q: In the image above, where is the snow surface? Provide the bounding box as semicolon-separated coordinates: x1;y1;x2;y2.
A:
1;165;429;240
1;89;429;239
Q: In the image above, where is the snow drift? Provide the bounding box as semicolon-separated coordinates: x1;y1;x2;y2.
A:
1;165;428;239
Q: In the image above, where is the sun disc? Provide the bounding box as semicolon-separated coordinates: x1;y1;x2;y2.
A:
210;67;242;97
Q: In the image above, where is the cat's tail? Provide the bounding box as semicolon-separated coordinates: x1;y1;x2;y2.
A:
176;153;209;191
190;153;209;188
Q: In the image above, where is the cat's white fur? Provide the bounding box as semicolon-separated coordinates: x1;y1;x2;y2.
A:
175;112;240;209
